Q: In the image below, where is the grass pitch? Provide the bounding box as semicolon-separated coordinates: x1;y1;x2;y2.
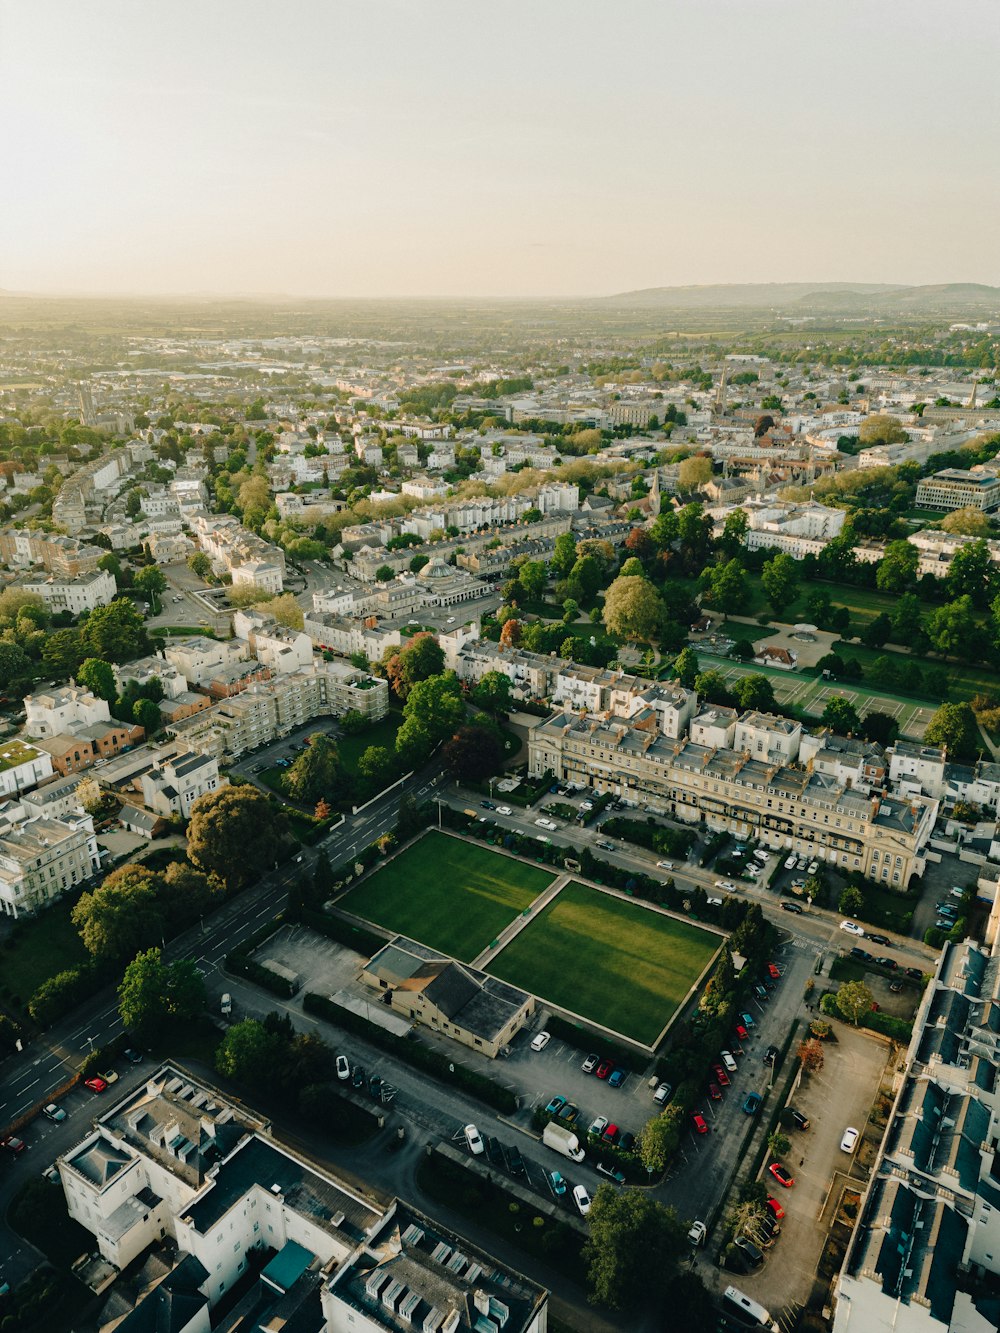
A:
489;880;720;1045
340;831;554;961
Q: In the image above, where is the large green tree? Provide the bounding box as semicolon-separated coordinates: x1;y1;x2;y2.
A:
822;696;861;735
395;671;465;764
283;734;344;803
551;531;578;578
0;641;32;690
517;560;547;601
946;539;994;605
118;949;206;1040
876;539;918;595
602;575;663;641
760;552;800;619
77;657;117;703
80;599;149;663
72;865;166;961
472;670;513;715
928;596;978;659
583;1185;686;1309
923;701;979;760
673;647;699;689
382;633;445;700
835;979;875;1026
187;785;282;890
706;558;748;621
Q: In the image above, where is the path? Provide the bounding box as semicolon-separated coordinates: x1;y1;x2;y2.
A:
469;872;568;969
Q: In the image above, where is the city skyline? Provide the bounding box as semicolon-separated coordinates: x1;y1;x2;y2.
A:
2;0;998;299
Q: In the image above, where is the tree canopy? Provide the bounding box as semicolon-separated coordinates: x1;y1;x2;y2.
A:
583;1185;686;1309
602;575;663;642
187;785;283;890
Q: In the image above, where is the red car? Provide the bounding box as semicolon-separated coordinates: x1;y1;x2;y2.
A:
767;963;781;979
769;1162;794;1188
734;1023;749;1041
713;1064;730;1087
766;1196;785;1220
602;1123;620;1144
707;1082;723;1101
596;1059;613;1080
1;1135;26;1155
84;1076;109;1094
691;1113;708;1135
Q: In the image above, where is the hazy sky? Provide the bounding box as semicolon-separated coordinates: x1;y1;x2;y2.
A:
1;0;998;299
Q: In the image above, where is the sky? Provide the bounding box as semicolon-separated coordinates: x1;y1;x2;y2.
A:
1;0;998;299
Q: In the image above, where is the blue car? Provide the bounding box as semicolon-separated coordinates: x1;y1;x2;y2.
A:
548;1169;567;1197
741;1012;755;1029
545;1095;566;1116
743;1092;762;1115
608;1068;626;1088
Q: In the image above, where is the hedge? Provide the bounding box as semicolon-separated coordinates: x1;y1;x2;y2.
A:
543;1013;646;1073
303;991;517;1113
599;816;695;858
300;908;386;958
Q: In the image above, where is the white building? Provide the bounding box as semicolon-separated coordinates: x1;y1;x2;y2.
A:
15;567;118;614
0;811;100;917
0;739;54;798
743;500;847;559
734;710;803;763
24;685;111;739
138;750;223;817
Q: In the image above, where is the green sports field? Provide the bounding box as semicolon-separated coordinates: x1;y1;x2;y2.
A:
340;832;555;961
488;880;721;1046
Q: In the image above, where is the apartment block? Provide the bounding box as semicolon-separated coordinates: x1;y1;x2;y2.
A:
0;739;54;798
0;812;100;917
139;750;223;817
743;500;847;559
0;528;104;576
916;469;1000;512
14;566;117;614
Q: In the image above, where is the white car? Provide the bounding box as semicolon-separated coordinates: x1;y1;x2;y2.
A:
721;1051;738;1073
42;1103;67;1122
573;1184;592;1216
589;1115;609;1137
807;861;819;875
715;880;736;893
495;806;512;816
784;855;796;870
464;1124;485;1156
840;1126;860;1154
335;1055;350;1081
534;818;557;831
840;920;865;936
530;1031;551;1052
687;1220;707;1247
656;860;674;870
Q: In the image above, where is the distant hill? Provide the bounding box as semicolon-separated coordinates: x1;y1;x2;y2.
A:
596;281;1000;314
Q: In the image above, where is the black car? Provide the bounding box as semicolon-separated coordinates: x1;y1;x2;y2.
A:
480;800;496;810
507;1146;526;1177
905;967;924;981
369;1075;382;1100
876;956;898;970
780;901;803;914
867;933;891;946
619;1131;636;1153
849;947;873;962
764;1044;779;1066
789;1107;810;1130
732;1235;764;1271
752;985;769;1001
352;1066;365;1089
124;1048;143;1064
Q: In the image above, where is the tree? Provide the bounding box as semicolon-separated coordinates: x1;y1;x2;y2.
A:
118;948;206;1040
133;696;162;734
639;1107;682;1174
583;1185;686;1309
566;553;603;604
442;724;504;781
473;670;513;715
693;669;732;704
73;864;166;960
498;617;522;649
375;565;394;582
602;575;663;642
923;700;979;760
677;455;713;492
357;745;393;789
673;647;699;689
265;593;305;630
859;414;907;445
940;506;992;536
862;710;899;745
822;696;861;735
215;1018;283;1089
80;599;149;663
760;553;799;619
188;551;212;579
876;540;918;594
187;785;282;891
551;531;577;578
928;596;979;659
0;641;32;690
41;627;86;676
720;508;749;556
133;565;166;601
77;657;117;703
517;560;547;601
619;556;645;579
836;979;875;1026
383;633;445;699
395;672;465;764
732;674;775;711
838;885;865;916
284;734;344;803
767;1130;791;1158
947;539;994;605
649;508;679;552
706;558;748;621
890;592;924;646
797;1038;825;1073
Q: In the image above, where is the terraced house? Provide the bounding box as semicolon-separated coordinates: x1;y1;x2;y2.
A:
528;710;938;886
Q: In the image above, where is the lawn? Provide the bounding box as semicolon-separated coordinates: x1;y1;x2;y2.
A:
831;638;1000;705
1;898;89;1006
337;712;404;772
339;832;554;961
488;880;721;1046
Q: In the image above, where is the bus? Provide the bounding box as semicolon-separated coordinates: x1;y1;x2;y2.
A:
721;1286;779;1331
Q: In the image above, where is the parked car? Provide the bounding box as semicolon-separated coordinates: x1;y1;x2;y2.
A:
608;1068;626;1088
866;933;891;946
42;1104;66;1122
764;1045;779;1066
602;1123;620;1145
573;1184;592;1216
807;861;819;875
752;984;769;1001
904;967;924;980
1;1136;26;1155
480;800;496;810
840;1126;860;1153
352;1066;365;1089
734;1023;749;1041
840;920;865;936
464;1124;485;1156
691;1112;708;1135
545;1095;566;1116
849;947;874;962
780;900;803;914
548;1169;567;1196
784;855;796;870
530;1030;551;1052
743;1092;762;1115
596;1162;626;1184
653;1081;672;1105
766;1196;785;1220
534;818;557;830
597;841;615;852
84;1076;108;1094
557;1103;579;1125
713;1063;730;1087
582;1052;599;1073
949;886;966;900
656;860;674;870
789;1108;810;1130
733;1235;764;1271
769;1162;794;1188
740;1012;755;1029
335;1055;350;1081
124;1048;143;1064
889;980;903;994
688;1220;707;1247
708;1082;723;1101
495;806;512;816
589;1115;609;1138
619;1131;635;1153
596;1059;613;1079
876;956;898;970
766;963;781;979
721;1050;738;1073
715;880;736;892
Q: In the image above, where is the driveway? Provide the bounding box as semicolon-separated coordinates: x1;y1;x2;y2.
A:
727;1025;890;1319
